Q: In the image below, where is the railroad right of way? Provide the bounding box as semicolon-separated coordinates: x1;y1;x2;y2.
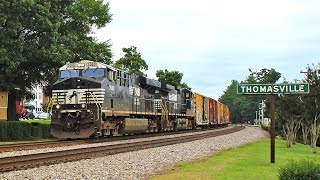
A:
0;126;269;180
0;126;244;172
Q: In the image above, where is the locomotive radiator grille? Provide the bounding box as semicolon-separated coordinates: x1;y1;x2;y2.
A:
51;88;105;105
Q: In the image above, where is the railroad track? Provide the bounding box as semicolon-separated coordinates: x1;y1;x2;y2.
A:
0;125;244;172
0;140;88;153
0;126;227;153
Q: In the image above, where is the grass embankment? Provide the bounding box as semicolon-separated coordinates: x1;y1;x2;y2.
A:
151;139;320;180
20;119;51;124
0;139;53;145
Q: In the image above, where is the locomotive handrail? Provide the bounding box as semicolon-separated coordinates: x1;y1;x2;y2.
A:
47;98;53;114
88;92;102;121
165;102;168;120
161;100;169;122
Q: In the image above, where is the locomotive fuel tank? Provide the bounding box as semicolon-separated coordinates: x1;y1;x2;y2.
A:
118;118;149;134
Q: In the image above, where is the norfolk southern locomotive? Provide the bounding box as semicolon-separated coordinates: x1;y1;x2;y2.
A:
49;60;230;139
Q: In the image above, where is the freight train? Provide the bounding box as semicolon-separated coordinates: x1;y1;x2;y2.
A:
48;60;230;139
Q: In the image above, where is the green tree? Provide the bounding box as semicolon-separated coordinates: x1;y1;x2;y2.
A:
220;80;245;123
155;69;191;89
0;0;112;120
299;64;320;153
180;82;191;90
299;89;312;145
113;46;148;76
250;68;281;83
277;95;302;147
220;68;281;124
248;68;281;121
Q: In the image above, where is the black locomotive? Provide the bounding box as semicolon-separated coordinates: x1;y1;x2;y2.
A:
49;60;196;139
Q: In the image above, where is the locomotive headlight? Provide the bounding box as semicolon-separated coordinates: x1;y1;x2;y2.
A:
81;104;86;109
55;104;61;109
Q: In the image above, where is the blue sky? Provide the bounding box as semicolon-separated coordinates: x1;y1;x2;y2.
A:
95;0;320;99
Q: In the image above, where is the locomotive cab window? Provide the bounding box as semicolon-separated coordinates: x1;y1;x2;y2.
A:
124;73;129;87
82;68;105;78
60;70;80;79
107;69;116;81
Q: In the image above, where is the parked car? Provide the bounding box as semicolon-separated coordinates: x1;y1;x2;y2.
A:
33;111;50;119
21;109;35;119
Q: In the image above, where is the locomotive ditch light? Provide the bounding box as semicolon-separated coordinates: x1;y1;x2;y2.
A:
81;104;86;109
56;104;61;109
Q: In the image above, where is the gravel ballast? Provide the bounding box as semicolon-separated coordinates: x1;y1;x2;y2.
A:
0;126;268;179
0;126;234;158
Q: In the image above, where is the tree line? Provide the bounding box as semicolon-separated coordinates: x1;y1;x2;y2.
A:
0;0;190;120
220;65;320;153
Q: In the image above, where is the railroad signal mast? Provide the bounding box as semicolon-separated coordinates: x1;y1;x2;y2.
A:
258;100;266;125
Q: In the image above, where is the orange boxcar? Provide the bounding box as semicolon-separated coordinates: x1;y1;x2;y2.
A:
194;93;210;126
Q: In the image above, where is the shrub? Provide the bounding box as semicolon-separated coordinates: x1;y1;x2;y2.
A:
29;122;51;138
31;126;42;137
279;160;320;180
35;123;51;138
0;121;51;141
0;122;8;141
39;124;51;138
261;124;270;133
6;121;32;140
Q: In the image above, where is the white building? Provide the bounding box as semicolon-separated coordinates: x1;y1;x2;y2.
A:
25;85;45;112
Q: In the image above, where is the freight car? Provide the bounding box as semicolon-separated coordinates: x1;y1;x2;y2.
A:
48;60;230;139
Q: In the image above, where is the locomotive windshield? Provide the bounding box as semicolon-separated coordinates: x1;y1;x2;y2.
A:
83;68;105;77
60;70;80;78
59;68;105;78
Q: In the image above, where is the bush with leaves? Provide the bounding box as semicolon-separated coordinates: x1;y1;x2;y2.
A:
261;124;270;133
278;160;320;180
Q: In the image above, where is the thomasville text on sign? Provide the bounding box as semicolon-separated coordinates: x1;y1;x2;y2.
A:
237;83;309;94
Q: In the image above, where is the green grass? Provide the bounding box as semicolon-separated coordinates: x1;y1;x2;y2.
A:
20;119;51;124
0;139;54;145
150;139;320;180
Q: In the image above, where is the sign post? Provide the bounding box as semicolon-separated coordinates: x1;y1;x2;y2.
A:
270;94;275;163
237;83;309;164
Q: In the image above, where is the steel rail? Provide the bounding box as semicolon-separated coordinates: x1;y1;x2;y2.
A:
0;140;88;153
0;126;244;172
0;126;227;153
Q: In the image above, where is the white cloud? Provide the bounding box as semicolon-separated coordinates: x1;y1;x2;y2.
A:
94;0;320;99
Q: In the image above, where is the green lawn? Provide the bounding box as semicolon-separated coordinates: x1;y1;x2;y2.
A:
0;139;53;145
150;139;320;180
20;119;51;124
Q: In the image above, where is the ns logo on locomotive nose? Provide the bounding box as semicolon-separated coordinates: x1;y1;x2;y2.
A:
68;90;78;103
